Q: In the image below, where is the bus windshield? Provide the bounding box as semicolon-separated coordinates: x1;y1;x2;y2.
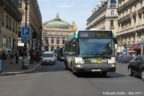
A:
79;39;114;57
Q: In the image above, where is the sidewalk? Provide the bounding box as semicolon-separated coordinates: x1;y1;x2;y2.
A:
0;57;41;76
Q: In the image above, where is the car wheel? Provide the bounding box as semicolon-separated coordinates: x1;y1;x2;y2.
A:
141;71;144;80
128;68;133;76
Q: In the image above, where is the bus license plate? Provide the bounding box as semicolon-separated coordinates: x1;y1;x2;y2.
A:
91;69;102;72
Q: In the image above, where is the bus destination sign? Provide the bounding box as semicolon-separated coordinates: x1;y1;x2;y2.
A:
78;31;113;38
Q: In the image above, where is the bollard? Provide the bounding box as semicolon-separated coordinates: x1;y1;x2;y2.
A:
0;60;2;73
22;56;29;69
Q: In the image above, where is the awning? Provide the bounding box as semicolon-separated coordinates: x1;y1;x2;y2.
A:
129;44;140;51
138;43;144;48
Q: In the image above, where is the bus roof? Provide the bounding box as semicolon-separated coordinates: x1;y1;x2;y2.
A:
66;30;115;43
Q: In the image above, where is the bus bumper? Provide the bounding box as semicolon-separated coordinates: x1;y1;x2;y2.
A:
74;64;116;72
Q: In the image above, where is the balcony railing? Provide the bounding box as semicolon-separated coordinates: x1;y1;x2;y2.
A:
87;2;108;23
138;7;144;14
118;0;141;13
1;0;22;22
87;15;106;29
118;14;131;23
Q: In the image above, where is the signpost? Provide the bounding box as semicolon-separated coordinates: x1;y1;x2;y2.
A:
21;27;31;43
21;27;31;69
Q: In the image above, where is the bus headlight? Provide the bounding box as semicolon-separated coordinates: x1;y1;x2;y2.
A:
75;57;84;64
111;64;115;67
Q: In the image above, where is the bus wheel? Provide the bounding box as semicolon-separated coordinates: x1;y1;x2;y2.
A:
72;65;78;74
102;72;107;77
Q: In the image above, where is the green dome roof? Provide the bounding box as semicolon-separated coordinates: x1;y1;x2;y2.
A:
45;14;71;29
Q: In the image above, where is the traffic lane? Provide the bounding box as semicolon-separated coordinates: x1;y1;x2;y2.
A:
36;60;66;72
36;61;128;79
82;63;144;96
0;62;144;96
0;68;100;96
36;60;144;93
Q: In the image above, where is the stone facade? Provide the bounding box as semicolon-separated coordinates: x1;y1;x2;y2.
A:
18;0;42;51
0;0;21;54
86;0;118;36
117;0;144;51
42;14;77;51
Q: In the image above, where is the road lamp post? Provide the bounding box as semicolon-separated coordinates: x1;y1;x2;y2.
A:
24;0;28;50
22;0;29;69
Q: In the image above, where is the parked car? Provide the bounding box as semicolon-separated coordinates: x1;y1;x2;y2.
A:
118;55;133;63
128;56;144;80
41;51;56;65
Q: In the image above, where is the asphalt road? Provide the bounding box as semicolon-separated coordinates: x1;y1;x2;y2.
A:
0;61;144;96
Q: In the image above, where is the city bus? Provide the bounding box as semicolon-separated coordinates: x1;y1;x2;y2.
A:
64;30;117;76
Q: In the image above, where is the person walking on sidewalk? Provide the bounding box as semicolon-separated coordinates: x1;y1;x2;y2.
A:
15;48;19;64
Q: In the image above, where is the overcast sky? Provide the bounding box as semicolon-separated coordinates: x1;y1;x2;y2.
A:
37;0;100;30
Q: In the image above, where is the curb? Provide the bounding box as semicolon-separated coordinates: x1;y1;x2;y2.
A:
0;63;41;76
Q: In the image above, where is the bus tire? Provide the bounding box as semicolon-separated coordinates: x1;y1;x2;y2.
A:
72;64;77;74
102;72;107;77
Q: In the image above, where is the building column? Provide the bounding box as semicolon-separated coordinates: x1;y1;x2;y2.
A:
135;32;138;44
60;37;63;46
54;37;56;45
0;6;3;54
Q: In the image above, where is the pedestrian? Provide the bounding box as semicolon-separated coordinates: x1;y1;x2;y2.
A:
8;50;13;64
2;51;6;60
15;48;19;64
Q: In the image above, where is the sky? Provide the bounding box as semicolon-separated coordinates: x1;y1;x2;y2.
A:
37;0;100;30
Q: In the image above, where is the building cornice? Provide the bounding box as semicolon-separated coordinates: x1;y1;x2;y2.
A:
87;2;108;24
0;0;22;22
118;0;142;13
117;24;144;36
87;14;118;29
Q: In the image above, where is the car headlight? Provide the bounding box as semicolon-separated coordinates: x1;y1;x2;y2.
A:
51;59;54;61
75;57;84;64
42;59;46;62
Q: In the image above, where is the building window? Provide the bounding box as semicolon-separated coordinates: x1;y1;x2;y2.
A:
18;31;21;38
9;18;11;30
51;46;54;51
111;10;114;16
18;0;23;8
57;40;59;44
63;40;65;44
2;10;4;26
51;39;54;44
16;23;17;34
110;0;116;8
13;21;15;32
110;20;114;26
6;16;8;29
46;39;49;44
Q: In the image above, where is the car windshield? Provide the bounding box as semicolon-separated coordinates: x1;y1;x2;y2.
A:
79;39;114;57
43;54;53;57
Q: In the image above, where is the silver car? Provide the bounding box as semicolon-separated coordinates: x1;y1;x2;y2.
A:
41;51;56;65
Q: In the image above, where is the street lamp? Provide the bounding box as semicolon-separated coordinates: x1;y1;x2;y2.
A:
22;0;29;68
25;0;28;27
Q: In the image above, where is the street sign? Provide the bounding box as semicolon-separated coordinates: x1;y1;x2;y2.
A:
21;36;31;40
21;36;31;43
21;27;31;36
21;27;31;43
21;39;30;43
123;50;128;53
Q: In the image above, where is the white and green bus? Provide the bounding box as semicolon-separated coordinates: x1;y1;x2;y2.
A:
64;30;117;75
